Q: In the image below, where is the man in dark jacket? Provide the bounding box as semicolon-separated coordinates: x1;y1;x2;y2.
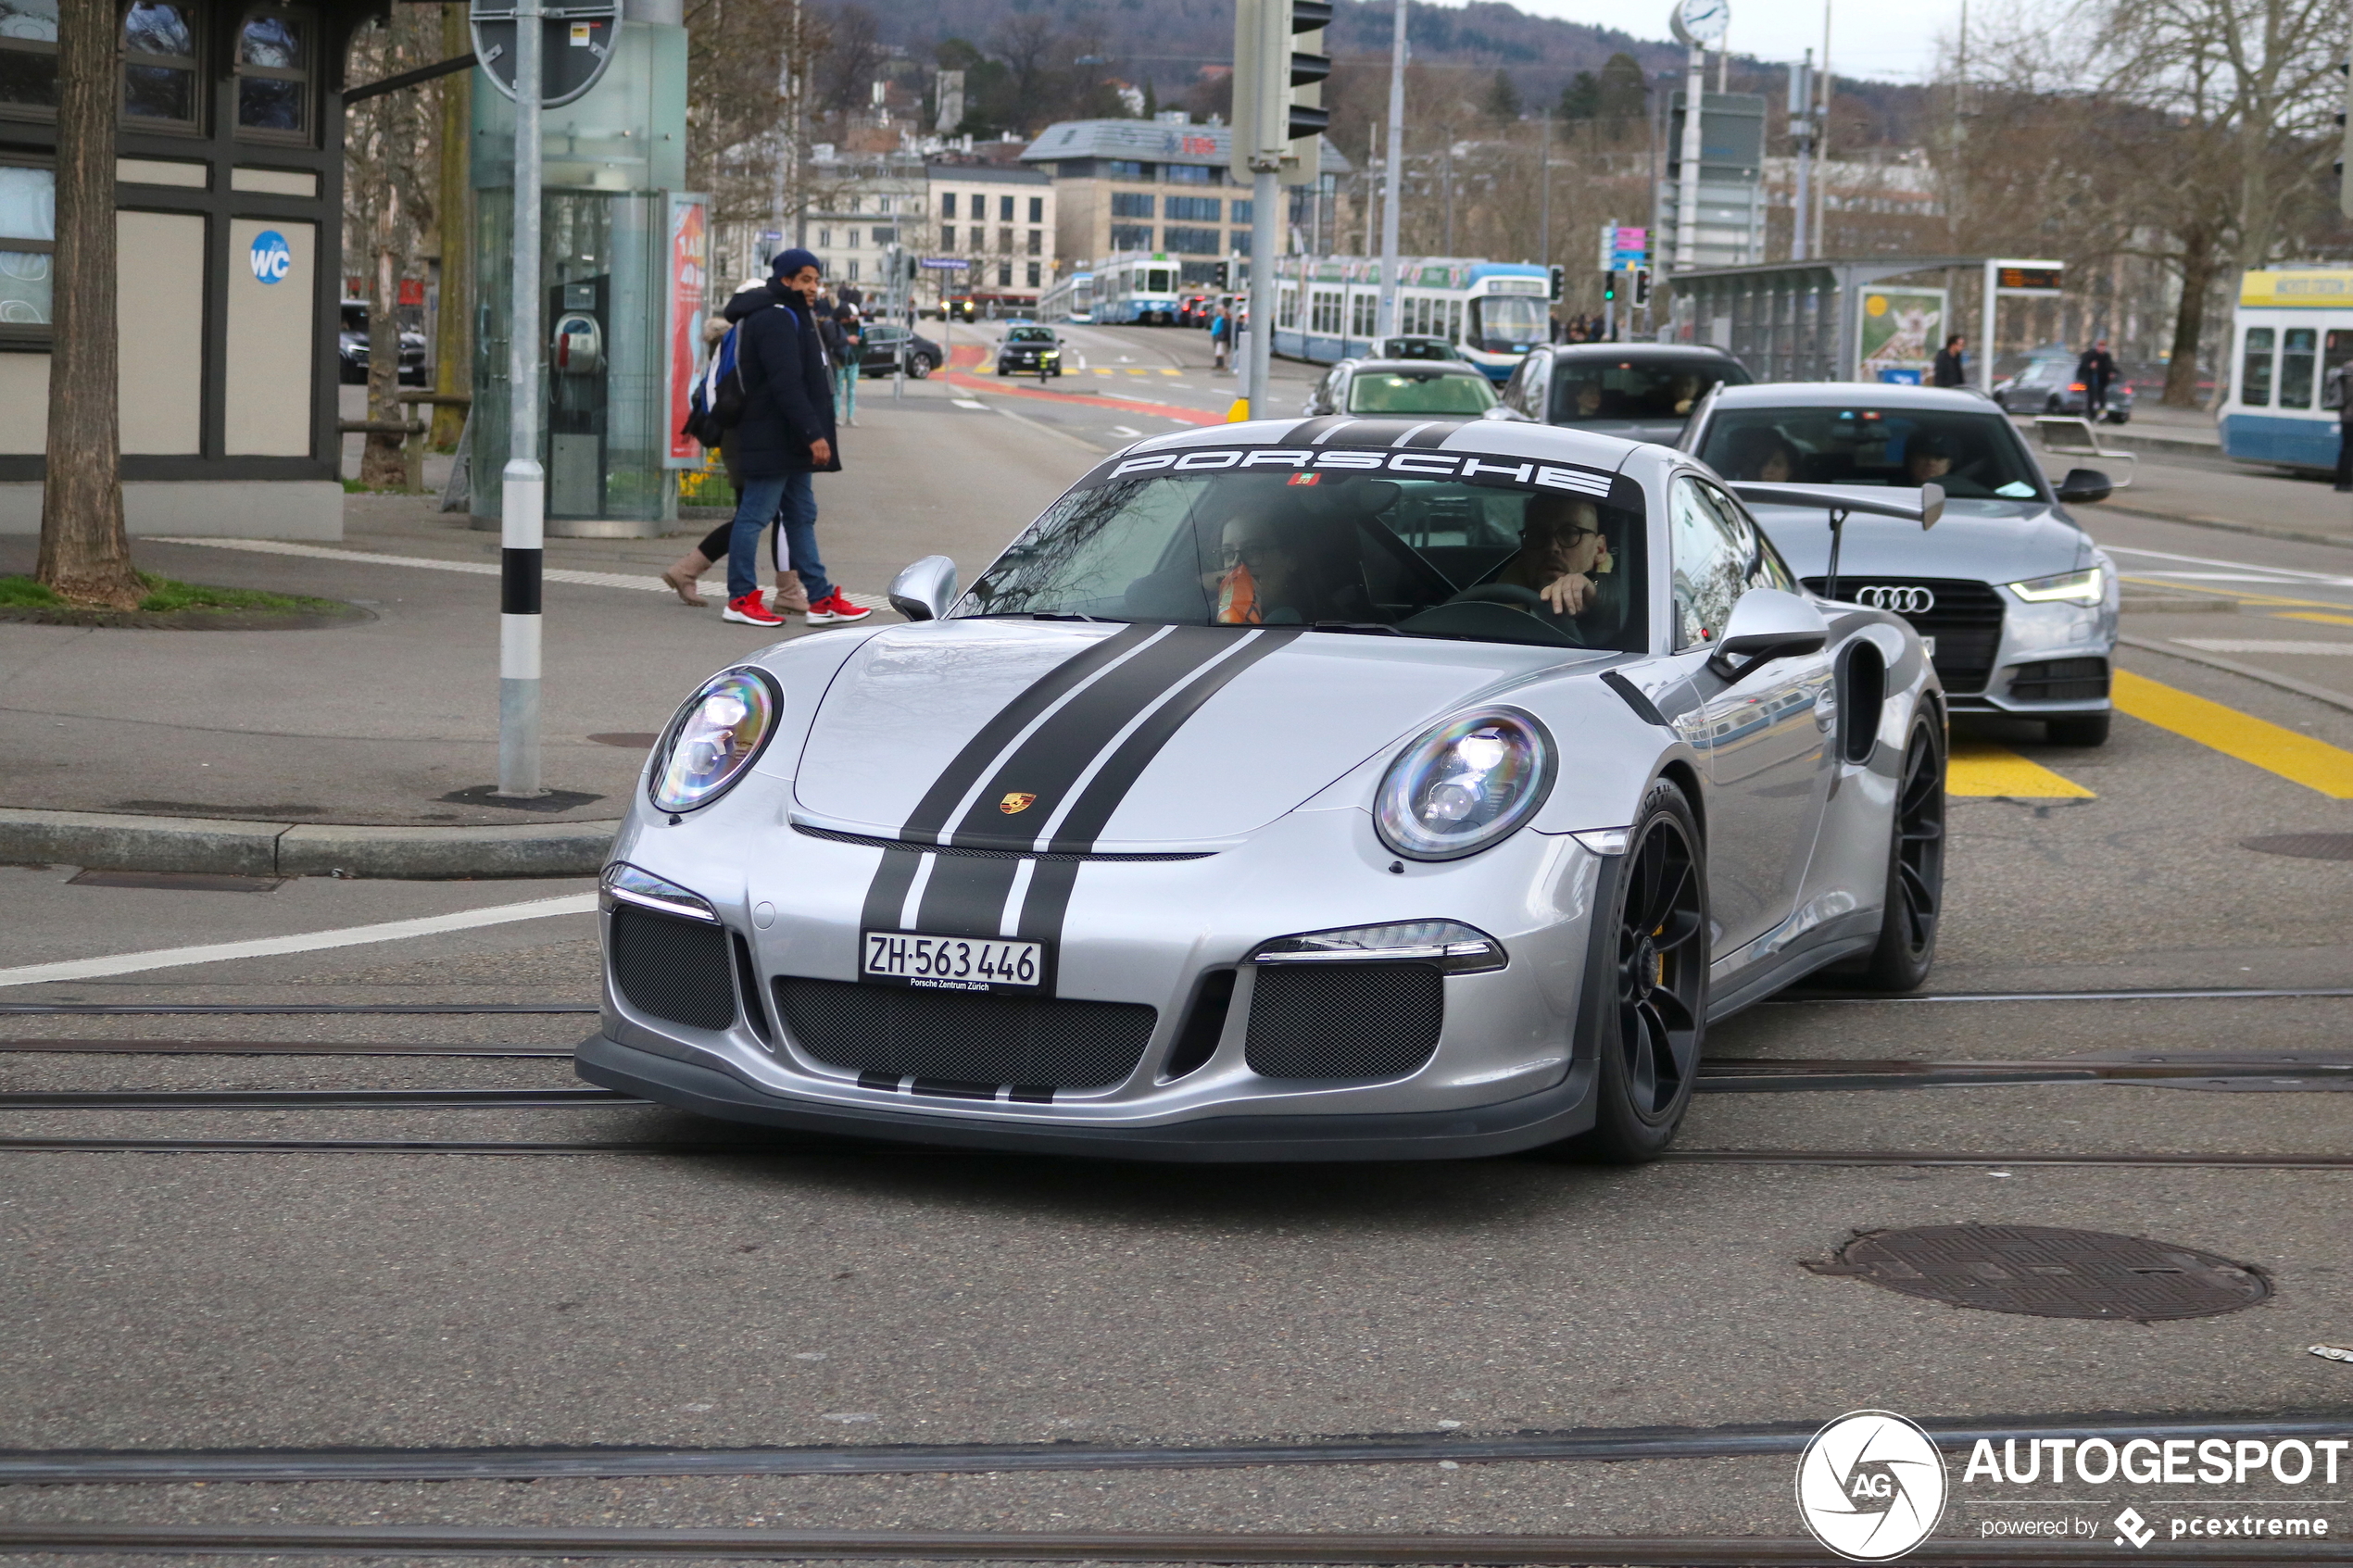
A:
1931;333;1967;387
2075;338;2119;421
719;249;870;627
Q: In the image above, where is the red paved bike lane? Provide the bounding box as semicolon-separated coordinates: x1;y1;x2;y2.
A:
940;344;1226;428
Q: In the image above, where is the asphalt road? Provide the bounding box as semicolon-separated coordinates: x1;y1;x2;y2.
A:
3;374;2351;1560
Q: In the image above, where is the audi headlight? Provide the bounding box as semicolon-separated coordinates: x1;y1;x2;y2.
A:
650;667;779;813
2008;567;2104;605
1374;708;1555;861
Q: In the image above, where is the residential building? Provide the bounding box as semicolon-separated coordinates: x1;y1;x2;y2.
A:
925;162;1054;306
797;150;931;296
1021;115;1351;284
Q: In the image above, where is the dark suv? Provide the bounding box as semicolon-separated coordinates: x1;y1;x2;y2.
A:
338;301;427;386
1494;343;1752;444
995;322;1063;378
1994;348;2135;423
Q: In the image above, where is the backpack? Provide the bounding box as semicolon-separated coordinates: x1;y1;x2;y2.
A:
682;322;749;445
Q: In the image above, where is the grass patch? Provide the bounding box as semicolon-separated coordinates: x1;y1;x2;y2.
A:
0;573;346;615
341;477;371;493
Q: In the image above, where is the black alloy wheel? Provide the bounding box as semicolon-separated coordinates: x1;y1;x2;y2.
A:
1849;721;1945;991
1574;781;1707;1161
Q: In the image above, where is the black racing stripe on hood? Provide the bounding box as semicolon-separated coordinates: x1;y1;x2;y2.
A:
1041;627;1303;855
898;621;1163;843
1286;416;1356;445
859;847;925;938
942;626;1247;851
912;853;1024;939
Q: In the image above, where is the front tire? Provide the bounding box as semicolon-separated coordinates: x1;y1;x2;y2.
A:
1574;781;1708;1162
909;356;934;380
2046;712;2111;746
1848;720;1945;992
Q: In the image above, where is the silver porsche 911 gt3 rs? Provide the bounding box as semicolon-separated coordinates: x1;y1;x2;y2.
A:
579;416;1949;1162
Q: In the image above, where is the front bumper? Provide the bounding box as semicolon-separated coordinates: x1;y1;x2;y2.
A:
1945;595;2118;717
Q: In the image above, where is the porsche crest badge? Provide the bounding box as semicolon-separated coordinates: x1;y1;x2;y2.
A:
999;792;1038;815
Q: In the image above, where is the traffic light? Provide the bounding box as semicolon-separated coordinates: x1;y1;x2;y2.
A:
1212;260;1231;290
1601;272;1617;303
1230;0;1331;187
1631;266;1653;307
1548;264;1565;302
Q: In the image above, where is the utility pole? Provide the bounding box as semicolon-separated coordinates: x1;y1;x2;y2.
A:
1814;0;1831;261
1536;108;1550;270
1673;41;1704;269
497;0;545;797
1789;49;1812;262
1377;0;1405;337
1231;0;1327;412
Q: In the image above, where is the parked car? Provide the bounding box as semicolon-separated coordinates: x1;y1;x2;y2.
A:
337;301;426;386
996;322;1063;379
1177;294;1214;328
1378;335;1468;362
1682;380;2120;746
859;323;942;379
582;414;1947;1162
1301;358;1499;418
1495;344;1752;444
1993;348;2136;423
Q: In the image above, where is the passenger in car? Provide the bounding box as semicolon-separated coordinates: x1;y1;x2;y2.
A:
1720;428;1802;482
1562;381;1604;420
1492;494;1616;617
1902;432;1956;484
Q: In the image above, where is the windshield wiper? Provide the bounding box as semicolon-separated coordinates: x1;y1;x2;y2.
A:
1308;621;1405;636
966;611;1118;623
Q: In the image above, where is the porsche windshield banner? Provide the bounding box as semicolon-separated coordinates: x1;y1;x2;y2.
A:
1081;445;1637;509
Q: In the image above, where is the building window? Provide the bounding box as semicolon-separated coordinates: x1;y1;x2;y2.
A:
844;228;858;248
998;194;1013;221
848;258;859;281
1163;226;1219;254
1026;228;1040;255
997;260;1011;286
1028;195;1043;223
870;225;892;245
1164;163;1210;184
1104;159;1144;179
938;223;953;249
876;195;893;214
1165;195;1219;222
940;192;956;218
123;2;202;130
0;162;55;333
1110;223;1151;251
0;0;58;115
996;225;1011;253
1026;261;1041;288
1228;229;1250;257
234;6;309;140
1228;198;1252;225
817;227;832;247
1110;191;1153;219
845;196;859;214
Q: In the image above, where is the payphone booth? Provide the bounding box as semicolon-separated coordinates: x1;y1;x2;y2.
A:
468;0;692;537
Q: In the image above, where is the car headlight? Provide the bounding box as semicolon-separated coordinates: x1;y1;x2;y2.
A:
599;863;719;923
1040;350;1060;358
1373;708;1555;861
1252;921;1505;973
2008;567;2105;605
650;667;779;813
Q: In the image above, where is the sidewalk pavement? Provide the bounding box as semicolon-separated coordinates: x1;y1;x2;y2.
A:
2012;406;2353;550
0;383;1088;877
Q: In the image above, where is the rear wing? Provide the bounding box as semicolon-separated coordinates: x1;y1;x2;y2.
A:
1727;482;1944;528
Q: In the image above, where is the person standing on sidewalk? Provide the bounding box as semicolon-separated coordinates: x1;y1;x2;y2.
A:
2076;338;2119;422
2328;357;2353;492
720;249;871;628
830;301;862;428
1931;333;1967;387
1210;305;1231;372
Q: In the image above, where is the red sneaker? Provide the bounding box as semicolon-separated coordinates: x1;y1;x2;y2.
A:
722;591;786;627
804;590;875;625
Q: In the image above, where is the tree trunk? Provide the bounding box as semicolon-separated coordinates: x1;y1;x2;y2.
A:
37;0;140;610
359;228;409;488
2162;224;2214;409
429;0;471;452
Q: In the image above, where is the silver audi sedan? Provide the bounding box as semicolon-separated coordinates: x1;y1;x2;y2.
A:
1682;382;2120;746
581;416;1945;1163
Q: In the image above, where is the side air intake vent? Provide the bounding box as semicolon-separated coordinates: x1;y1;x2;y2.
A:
610;904;736;1032
1244;962;1443;1080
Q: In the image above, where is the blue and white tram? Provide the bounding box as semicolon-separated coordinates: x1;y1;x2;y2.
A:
2221;268;2353;471
1091;253;1182;325
1039;270;1095;325
1270;257;1553;382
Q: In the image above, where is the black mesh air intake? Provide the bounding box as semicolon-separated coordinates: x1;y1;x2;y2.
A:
610;905;737;1032
774;978;1156;1090
1244;961;1444;1080
1803;577;2007;694
2007;657;2109;702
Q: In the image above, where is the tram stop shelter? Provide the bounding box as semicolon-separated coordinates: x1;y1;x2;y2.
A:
1661;257;1995;384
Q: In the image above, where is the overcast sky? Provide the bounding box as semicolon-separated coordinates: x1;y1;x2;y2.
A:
1498;0;1968;83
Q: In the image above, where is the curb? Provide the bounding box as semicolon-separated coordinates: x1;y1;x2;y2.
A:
0;808;616;880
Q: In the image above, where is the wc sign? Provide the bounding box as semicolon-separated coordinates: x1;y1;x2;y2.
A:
248;230;293;284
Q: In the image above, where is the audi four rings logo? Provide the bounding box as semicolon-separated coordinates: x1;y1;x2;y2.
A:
1856;584;1937;614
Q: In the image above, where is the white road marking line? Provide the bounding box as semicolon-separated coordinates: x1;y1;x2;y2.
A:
2105;545;2353;586
0;893;599;989
1109;426;1142;437
951;398;988;409
151;537;890;610
2174;638;2353;656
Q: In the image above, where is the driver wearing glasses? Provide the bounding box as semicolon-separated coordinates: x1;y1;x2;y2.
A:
1493;494;1616;617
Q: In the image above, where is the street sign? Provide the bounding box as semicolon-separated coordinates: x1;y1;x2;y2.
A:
920;258;971;270
1598;223;1648;270
469;0;620;107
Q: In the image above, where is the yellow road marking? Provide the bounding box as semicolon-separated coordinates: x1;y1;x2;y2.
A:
2113;670;2353;797
2277;610;2353;627
1945;740;2095;798
1159;368;1180;375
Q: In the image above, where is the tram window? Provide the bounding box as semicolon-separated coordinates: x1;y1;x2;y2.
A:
2280;327;2316;409
2240;327;2274;407
2326;331;2353;408
1446;299;1462;343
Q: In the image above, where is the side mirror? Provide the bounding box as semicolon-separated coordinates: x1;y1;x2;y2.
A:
1705;587;1830;681
2057;468;2113;504
887;555;957;621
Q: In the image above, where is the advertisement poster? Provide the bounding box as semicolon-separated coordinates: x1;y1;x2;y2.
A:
1859;285;1945;383
664;192;710;469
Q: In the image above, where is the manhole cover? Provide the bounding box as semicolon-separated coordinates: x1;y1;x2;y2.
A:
2241;833;2353;860
1806;1224;2269;1322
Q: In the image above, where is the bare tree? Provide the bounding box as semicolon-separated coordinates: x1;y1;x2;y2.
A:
345;8;441;487
38;0;140;610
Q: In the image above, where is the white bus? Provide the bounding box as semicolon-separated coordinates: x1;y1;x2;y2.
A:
1039;270;1095;325
1270;256;1554;383
1091;252;1182;325
2220;267;2353;472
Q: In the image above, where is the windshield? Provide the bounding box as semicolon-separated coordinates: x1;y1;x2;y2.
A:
1345;370;1497;416
1466;295;1548;354
1144;268;1173;293
1382;337;1456;361
1551;356;1749;425
953;467;1646;651
1699;406;2047;500
1008;326;1053;343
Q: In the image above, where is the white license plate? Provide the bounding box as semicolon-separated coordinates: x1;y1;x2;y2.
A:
862;930;1045;994
1920;635;1938;658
